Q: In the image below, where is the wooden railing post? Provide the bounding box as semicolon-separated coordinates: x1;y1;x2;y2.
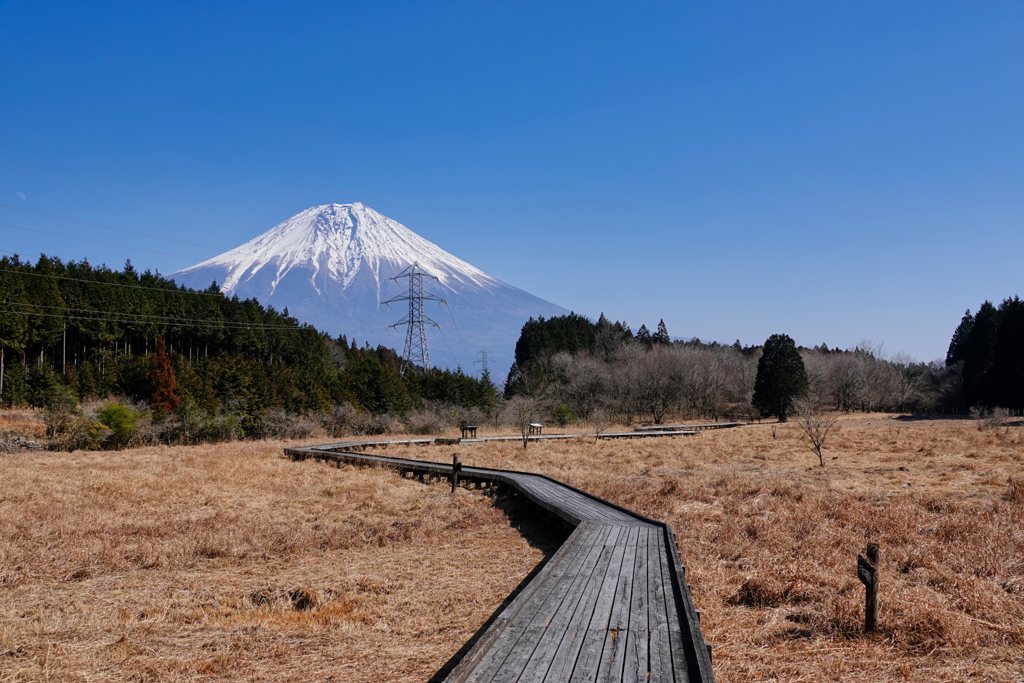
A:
451;455;462;494
858;542;880;632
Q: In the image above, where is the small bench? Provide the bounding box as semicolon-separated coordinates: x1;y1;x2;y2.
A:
460;425;478;439
529;422;543;436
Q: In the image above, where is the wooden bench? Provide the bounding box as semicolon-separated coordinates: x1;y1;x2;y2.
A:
461;425;479;439
529;422;544;436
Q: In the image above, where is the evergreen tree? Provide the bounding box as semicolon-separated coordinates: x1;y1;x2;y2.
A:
0;265;28;402
513;313;597;367
946;309;974;365
653;319;671;345
148;336;179;416
989;296;1024;409
962;301;999;407
752;333;809;421
635;324;652;347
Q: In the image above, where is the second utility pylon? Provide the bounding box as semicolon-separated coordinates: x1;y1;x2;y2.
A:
381;262;446;374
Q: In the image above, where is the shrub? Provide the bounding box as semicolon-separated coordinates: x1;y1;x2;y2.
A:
259;408;321;439
321;403;358;437
95;401;147;449
163;397;239;445
407;409;444;435
552;404;576;426
352;411;396;436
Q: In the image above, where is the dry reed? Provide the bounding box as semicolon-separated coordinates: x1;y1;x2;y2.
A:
0;438;544;682
382;416;1024;682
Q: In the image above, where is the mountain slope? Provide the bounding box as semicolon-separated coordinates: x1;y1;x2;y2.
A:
170;203;568;372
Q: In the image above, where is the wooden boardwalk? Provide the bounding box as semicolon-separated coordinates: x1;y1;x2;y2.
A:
632;422;743;433
285;441;716;683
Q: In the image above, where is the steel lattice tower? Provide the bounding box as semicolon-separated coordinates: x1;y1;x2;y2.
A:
381;263;446;374
475;349;491;376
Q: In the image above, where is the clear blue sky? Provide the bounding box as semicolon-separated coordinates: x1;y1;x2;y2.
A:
2;1;1022;362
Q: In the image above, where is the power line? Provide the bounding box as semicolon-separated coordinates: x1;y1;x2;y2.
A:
0;222;202;260
0;265;227;297
443;302;475;367
0;300;392;333
0;267;389;332
0;300;318;330
0;307;317;332
0;202;224;250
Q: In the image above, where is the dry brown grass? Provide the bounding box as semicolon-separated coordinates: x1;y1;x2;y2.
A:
0;438;545;682
379;416;1024;682
0;409;44;440
3;418;1022;682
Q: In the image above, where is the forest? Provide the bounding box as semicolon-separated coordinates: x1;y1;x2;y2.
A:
0;255;498;446
1;253;1019;447
503;301;1023;425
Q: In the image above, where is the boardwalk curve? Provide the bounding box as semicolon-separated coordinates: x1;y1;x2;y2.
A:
286;439;716;683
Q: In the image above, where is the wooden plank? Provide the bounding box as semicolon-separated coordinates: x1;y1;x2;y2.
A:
587;528;631;631
487;525;603;682
568;628;608;682
628;528;650;636
523;529;621;682
608;527;640;631
619;628;647;683
463;626;526;683
654;530;688;682
647;529;672;682
595;627;628;683
541;527;625;681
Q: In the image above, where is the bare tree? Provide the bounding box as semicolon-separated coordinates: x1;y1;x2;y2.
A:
637;346;681;424
507;396;538;449
591;404;611;439
795;398;840;467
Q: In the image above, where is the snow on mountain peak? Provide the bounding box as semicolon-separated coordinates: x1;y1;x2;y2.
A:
176;203;499;297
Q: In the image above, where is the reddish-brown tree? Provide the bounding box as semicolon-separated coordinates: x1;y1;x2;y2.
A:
148;336;179;416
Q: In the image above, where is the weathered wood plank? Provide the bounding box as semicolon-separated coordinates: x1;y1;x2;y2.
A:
619;628;647;683
608;527;640;631
568;628;608;682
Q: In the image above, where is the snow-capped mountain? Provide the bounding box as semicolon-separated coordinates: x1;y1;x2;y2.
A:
170;203;568;373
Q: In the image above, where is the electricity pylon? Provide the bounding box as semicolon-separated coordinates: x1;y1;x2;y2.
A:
381;263;446;374
475;349;491;376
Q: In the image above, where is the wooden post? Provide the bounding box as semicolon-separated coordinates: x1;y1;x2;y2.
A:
858;542;880;632
451;455;462;494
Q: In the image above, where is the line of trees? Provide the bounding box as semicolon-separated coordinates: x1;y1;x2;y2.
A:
503;308;1013;425
0;255;499;440
946;297;1024;410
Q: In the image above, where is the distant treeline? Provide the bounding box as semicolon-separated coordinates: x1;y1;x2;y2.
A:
946;297;1024;410
504;302;1023;424
0;255;498;434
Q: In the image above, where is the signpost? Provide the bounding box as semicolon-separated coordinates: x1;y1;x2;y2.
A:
857;542;880;632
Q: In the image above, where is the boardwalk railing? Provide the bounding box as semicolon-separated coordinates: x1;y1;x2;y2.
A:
633;422;744;433
286;439;716;683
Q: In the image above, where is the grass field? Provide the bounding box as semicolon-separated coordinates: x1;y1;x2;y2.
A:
0;439;547;682
2;416;1022;681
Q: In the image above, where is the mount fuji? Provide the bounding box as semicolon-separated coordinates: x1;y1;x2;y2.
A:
169;203;568;374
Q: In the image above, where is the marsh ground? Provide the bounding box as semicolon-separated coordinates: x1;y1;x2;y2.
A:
2;415;1022;681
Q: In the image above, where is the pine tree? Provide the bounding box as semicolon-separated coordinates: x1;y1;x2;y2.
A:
148;336;179;416
989;296;1024;409
946;309;974;365
962;301;999;407
653;319;671;345
635;324;652;347
0;264;28;402
752;333;809;421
